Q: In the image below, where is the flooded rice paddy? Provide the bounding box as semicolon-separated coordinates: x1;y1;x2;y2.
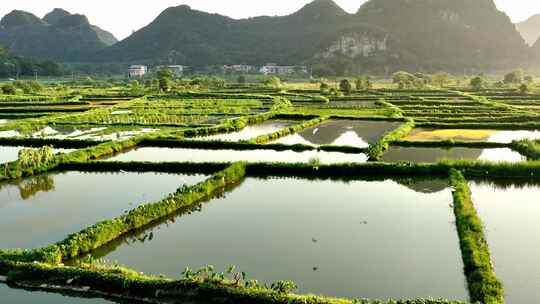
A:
471;181;540;303
76;177;468;301
270;120;400;148
0;171;207;248
381;147;525;163
107;147;368;164
192;120;296;141
405;128;540;144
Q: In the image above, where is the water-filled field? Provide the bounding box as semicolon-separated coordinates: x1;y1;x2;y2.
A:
76;177;468;301
471;181;540;303
193;120;296;141
0;171;207;248
270;120;400;148
381;147;525;163
107;147;368;164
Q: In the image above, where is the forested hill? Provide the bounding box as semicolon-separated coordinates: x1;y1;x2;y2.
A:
0;9;117;61
0;0;533;73
97;0;530;73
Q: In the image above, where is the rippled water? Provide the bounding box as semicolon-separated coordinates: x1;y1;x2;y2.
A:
76;177;468;301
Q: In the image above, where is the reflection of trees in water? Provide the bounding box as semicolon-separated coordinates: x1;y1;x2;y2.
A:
0;174;55;202
298;121;400;146
395;177;449;194
383;147;483;163
470;178;540;190
17;175;55;200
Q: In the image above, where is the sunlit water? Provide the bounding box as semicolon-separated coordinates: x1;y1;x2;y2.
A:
192;120;296;141
0;146;76;164
107;147;368;164
270;120;400;148
0;171;207;248
77;177;468;301
381;147;525;163
471;181;540;303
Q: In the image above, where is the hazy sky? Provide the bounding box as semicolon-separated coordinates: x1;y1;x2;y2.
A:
0;0;536;40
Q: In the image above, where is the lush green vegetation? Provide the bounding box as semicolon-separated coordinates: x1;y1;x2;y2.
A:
449;170;504;304
4;78;540;304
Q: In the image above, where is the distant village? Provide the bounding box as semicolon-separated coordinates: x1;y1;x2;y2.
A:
127;64;309;78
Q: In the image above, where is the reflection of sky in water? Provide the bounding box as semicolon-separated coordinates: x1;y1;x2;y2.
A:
487;130;540;144
193;121;295;142
271;120;399;148
0;284;112;304
471;182;540;304
382;147;525;163
0;172;207;248
478;148;526;162
0;146;76;164
85;177;467;301
108;147;368;164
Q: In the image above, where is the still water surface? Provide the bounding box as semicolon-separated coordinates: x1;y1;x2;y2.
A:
0;171;207;248
271;120;400;148
471;181;540;303
107;147;368;164
382;147;525;163
78;177;468;301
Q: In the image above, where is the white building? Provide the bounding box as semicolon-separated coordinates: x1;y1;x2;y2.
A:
223;64;256;73
128;65;147;78
259;63;308;75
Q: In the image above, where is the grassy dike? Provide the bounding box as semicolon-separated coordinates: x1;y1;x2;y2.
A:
367;119;415;161
249;115;329;144
449;169;504;304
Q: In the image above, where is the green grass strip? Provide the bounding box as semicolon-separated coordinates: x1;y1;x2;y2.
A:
250;116;329;144
54;162;247;260
449;169;504;304
367;119;415;161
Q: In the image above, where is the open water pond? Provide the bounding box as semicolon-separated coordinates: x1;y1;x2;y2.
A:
0;284;114;303
405;128;540;143
192;120;296;141
0;171;207;248
0;146;75;164
381;147;525;163
78;177;468;301
107;147;368;164
471;181;540;303
270;120;400;148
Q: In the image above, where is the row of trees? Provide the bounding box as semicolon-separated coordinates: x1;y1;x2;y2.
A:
0;47;63;78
